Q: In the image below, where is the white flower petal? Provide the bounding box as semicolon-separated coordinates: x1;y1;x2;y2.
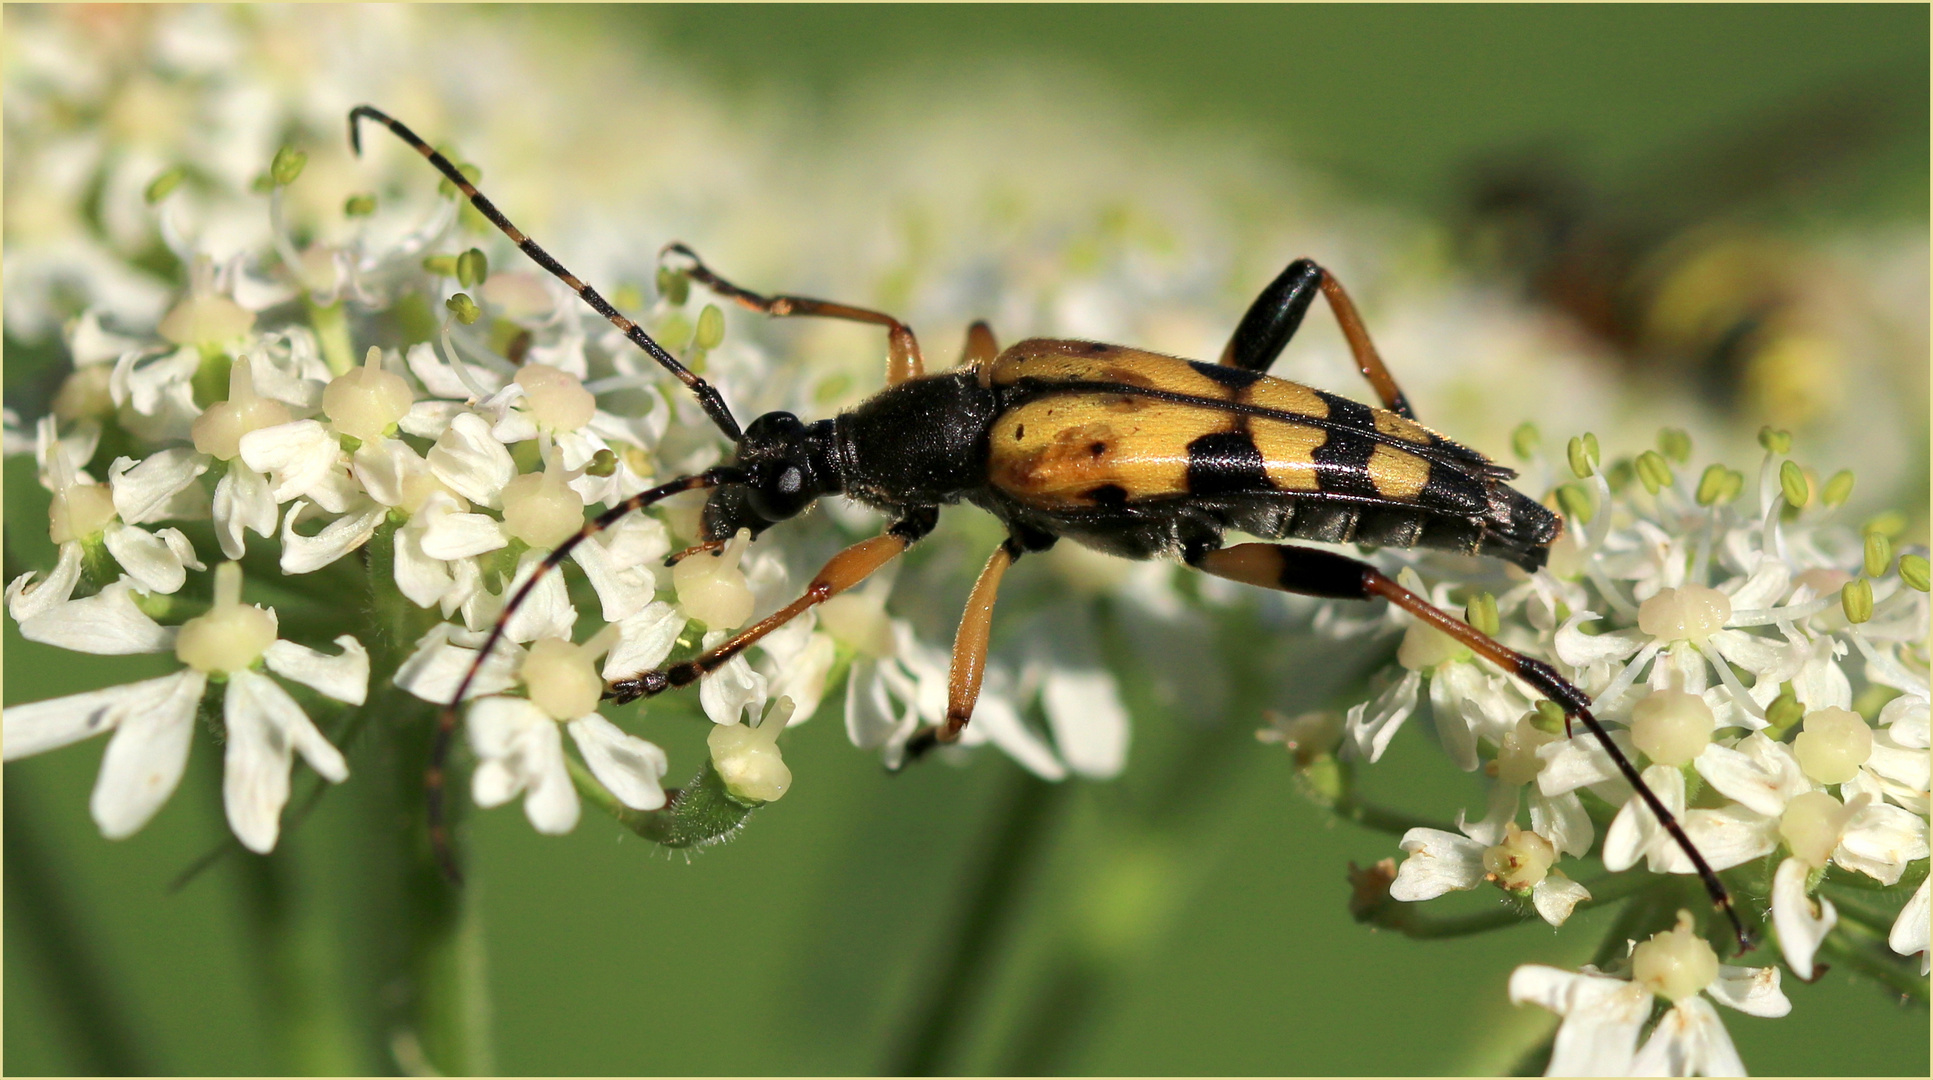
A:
1694;734;1808;818
398;399;471;440
462;699;578;834
1508;965;1648;1078
222;669;347;853
1877;693;1928;748
212;461;280;559
1832;800;1928;884
496;551;576;644
264;635;370;705
427;411;516;507
1631;996;1746;1078
7;541;84;622
1708;964;1790;1018
763;631;837;724
1770;856;1836;980
1345;668;1422;763
700;645;767;726
1602;764;1684;873
238;419;345;507
960;689;1067;781
844;660;907;752
108;448;209;524
1661;805;1780;874
417;507;510;561
88;670;206;839
1554;612;1648;666
1531;871;1591;926
393;524;456;608
1042;667;1129;779
1888;877;1929;972
1530;789;1596;859
4;671;188;760
394;624;523;703
603;601;687;681
18;577;176;655
567;715;668;811
571;531;656;622
1429;664;1483;772
103;523;187;594
1388;827;1487;900
279;499;385;574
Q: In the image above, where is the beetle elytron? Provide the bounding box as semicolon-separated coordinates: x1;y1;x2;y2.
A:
348;105;1745;948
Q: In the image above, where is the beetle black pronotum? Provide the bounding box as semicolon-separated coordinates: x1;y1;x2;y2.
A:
348;104;1748;951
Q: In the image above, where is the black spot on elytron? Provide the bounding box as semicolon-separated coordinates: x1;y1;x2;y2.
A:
1014;424;1025;440
1186;431;1269;496
1191;361;1265;389
1088;440;1108;457
1086;342;1111;354
1309;393;1380;498
1085;483;1129;507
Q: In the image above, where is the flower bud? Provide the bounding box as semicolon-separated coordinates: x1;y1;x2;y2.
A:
656;266;690;306
673;529;755;630
709;698;795;804
499;460;585;550
515;364;596;433
1629;688;1716;767
1793;707;1872;785
519;637;604;721
322;347;414;442
1631;911;1718;1003
175;563;276;674
1483;823;1556;892
1637;585;1730;644
192;357;293;460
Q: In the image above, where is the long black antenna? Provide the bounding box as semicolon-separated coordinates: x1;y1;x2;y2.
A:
348;105;742;441
424;469;740;882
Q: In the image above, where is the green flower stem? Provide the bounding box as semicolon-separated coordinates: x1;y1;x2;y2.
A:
1817;925;1930;1004
236;846;371;1075
1325;760;1457;836
309;297;356;376
3;780;154;1075
885;764;1068;1076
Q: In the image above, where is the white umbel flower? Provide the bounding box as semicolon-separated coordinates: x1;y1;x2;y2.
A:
3;562;364;852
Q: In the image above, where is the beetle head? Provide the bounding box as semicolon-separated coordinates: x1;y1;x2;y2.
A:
700;411;840;540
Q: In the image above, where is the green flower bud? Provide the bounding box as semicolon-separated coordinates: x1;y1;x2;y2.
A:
1820;470;1854;508
1465;591;1499;638
1566;433;1599;479
1658;428;1692;464
456;248;489;289
1510;422;1540;461
1764;686;1804;740
422;254;458;277
586;448;618;478
270;146;307;187
343;192;378;217
445;292;481;325
1899;554;1929;593
1557;482;1595;525
1758;426;1791;455
656;266;690;306
145;166;186;204
696;303;725;349
1841;578;1873;625
1531;700;1567;736
1864;532;1892;579
1636;450;1674;495
1779;461;1809;509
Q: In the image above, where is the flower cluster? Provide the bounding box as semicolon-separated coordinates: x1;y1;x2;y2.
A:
1291;423;1930;1074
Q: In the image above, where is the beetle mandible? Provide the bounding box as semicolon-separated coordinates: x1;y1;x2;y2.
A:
348;105;1747;950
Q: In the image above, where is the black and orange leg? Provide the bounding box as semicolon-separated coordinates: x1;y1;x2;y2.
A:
1190;540;1749;952
959;320;1000;368
660;242;926;386
348;106;741;440
1219;258;1414;419
607;508;938;703
902;537;1024;762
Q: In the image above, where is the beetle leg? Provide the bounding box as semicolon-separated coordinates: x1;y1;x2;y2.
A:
606;511;936;703
899;538;1025;763
959;320;1000;368
1219;258;1414;419
660;242;926;385
1191;540;1750;953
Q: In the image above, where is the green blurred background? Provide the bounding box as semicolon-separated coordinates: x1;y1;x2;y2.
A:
6;5;1927;1075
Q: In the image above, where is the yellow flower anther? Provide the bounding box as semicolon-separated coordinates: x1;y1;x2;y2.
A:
1900;554;1930;593
1758;426;1792;455
1864;532;1892;580
1556;482;1594;525
1863;511;1905;538
1636;450;1673;495
1482;823;1556;892
1464;591;1499;638
695;304;725;350
656;266;690;307
456;248;489;289
446;292;481;325
586;448;618;478
1840;578;1873;624
1763;687;1804;739
343;192;377;217
145;166;186;204
1820;470;1854;508
1657;428;1692;464
1779;461;1809;509
1510;421;1540;461
1566;433;1598;479
1531;700;1567;735
270;146;307;187
423;254;458;277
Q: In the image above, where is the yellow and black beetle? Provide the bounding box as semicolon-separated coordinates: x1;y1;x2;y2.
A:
348;105;1747;949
